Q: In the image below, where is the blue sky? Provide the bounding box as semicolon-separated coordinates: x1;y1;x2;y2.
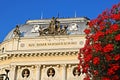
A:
0;0;119;42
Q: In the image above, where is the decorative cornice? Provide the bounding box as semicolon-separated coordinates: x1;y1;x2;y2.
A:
0;51;78;61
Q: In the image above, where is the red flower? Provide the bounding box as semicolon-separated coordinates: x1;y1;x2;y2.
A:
111;13;120;20
82;64;89;73
88;19;97;28
107;68;115;76
100;26;105;31
84;54;92;62
84;28;91;34
93;43;102;52
85;39;90;46
102;77;110;80
115;34;120;41
103;44;114;53
84;75;90;80
93;57;100;65
112;75;119;80
111;63;120;71
107;64;120;76
105;29;113;34
99;21;106;30
105;54;112;61
110;24;119;32
114;54;120;61
93;70;99;75
92;31;104;41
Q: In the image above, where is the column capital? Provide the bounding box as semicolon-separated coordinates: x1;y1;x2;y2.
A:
57;65;60;68
31;65;35;69
35;64;41;68
18;66;21;69
61;64;67;67
43;65;46;68
10;65;16;69
68;64;71;68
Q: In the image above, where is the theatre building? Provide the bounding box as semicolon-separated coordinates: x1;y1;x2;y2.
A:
0;17;89;80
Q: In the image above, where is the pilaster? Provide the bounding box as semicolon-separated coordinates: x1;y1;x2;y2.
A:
36;65;41;80
10;65;16;80
62;64;67;80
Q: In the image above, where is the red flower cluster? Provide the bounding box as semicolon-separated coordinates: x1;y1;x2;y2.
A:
103;44;114;53
78;3;120;80
93;70;99;75
93;57;100;65
102;77;110;80
115;34;120;41
110;24;119;32
114;54;120;61
105;54;112;61
111;13;120;20
93;43;102;52
92;31;104;42
84;28;91;34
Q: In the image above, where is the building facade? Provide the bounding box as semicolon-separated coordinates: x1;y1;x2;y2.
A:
0;17;89;80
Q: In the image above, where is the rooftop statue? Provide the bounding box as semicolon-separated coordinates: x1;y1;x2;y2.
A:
49;17;57;35
13;25;21;37
60;24;68;35
48;17;67;35
33;17;69;36
38;26;44;36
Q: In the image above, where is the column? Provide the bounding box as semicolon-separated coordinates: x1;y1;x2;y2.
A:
62;64;67;80
36;65;41;80
10;65;16;80
17;66;21;80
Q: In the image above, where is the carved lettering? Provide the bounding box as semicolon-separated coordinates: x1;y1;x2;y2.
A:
28;41;78;47
28;44;35;47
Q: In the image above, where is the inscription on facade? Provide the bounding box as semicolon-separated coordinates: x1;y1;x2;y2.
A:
28;42;77;47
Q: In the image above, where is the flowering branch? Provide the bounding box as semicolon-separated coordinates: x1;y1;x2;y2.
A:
78;3;120;80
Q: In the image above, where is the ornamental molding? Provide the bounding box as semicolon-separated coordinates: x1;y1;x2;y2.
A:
10;60;79;66
0;51;78;61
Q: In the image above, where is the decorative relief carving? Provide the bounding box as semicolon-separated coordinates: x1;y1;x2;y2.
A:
79;41;84;45
16;66;34;80
42;66;60;80
73;67;81;77
68;65;84;80
22;68;30;78
47;68;55;77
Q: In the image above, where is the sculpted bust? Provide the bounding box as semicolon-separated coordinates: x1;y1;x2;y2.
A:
73;67;80;77
22;69;30;78
47;68;55;77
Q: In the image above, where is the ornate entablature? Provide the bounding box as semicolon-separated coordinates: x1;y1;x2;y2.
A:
0;17;89;80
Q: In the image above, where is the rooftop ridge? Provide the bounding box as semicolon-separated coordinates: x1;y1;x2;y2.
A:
26;17;89;24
